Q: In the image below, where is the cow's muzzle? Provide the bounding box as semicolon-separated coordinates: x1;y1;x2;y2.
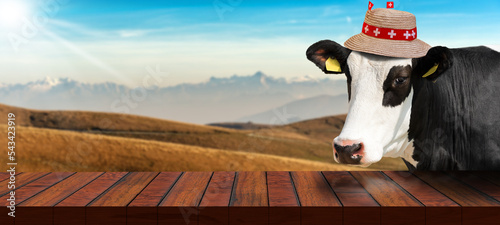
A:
333;142;363;164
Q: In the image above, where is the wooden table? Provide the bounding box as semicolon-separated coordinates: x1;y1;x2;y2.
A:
0;171;499;225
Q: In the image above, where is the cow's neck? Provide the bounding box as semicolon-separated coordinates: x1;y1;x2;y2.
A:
383;89;417;167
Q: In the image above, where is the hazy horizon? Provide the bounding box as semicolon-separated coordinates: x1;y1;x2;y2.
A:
0;70;339;88
0;71;350;124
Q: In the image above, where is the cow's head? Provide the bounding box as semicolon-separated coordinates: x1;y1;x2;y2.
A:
307;40;451;167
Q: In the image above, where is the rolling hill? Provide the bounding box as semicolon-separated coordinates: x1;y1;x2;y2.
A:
0;104;407;171
0;125;369;171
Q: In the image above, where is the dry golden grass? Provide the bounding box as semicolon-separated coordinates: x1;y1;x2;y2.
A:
0;125;373;172
0;104;337;164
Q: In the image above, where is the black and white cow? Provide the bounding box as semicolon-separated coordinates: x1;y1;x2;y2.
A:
307;40;500;170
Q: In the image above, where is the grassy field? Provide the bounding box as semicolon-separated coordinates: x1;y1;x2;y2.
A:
0;104;407;171
0;125;373;171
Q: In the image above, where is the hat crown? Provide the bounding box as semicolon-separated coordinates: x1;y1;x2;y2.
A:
344;7;430;58
365;8;416;29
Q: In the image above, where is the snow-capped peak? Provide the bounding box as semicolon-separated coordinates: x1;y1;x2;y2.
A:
28;76;62;91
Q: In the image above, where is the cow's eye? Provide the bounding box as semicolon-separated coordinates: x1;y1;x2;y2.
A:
394;77;407;85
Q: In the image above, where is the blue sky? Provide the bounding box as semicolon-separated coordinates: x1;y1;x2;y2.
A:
1;0;499;87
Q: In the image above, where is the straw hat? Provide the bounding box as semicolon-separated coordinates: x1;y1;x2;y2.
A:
344;8;431;58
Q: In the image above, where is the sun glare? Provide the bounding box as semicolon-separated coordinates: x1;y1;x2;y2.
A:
0;0;29;28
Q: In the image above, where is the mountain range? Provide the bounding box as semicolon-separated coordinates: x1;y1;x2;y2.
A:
0;72;349;124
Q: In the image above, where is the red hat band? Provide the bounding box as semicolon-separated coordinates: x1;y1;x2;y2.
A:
362;22;417;41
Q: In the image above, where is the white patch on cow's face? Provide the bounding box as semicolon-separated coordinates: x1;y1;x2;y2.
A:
333;51;414;166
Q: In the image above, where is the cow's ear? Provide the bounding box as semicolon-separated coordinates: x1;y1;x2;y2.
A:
412;46;453;82
306;40;351;74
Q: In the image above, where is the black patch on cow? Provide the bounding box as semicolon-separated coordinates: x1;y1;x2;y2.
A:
306;40;352;101
382;65;412;107
345;64;352;101
402;158;416;172
408;46;500;170
306;40;351;74
412;46;453;82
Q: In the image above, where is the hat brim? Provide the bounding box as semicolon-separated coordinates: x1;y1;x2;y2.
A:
344;33;431;58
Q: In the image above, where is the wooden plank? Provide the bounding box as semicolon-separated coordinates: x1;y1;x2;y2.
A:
87;172;158;225
0;171;50;225
291;171;342;225
158;172;212;225
473;172;500;187
56;172;128;206
3;171;500;225
383;171;460;225
6;172;74;225
323;171;380;225
127;172;182;225
0;172;41;225
267;171;300;225
16;172;103;225
54;172;128;225
20;172;103;206
198;171;235;225
0;172;11;182
350;171;424;225
229;171;268;225
11;172;74;204
414;171;500;225
414;171;500;206
448;172;500;201
0;172;49;196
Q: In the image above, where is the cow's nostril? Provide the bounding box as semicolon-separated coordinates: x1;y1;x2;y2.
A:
334;142;363;164
351;144;362;154
334;143;362;154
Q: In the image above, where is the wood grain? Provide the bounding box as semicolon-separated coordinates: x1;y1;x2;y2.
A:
16;172;103;225
414;171;500;225
20;172;103;206
87;172;158;225
128;172;182;225
323;171;380;225
89;172;158;206
0;172;49;225
383;171;460;225
447;171;500;201
473;172;500;187
1;171;499;225
413;171;499;206
54;172;127;225
0;172;41;225
267;171;300;225
158;172;212;225
199;171;235;225
291;171;342;225
229;171;268;225
13;172;74;204
0;172;11;182
11;172;74;225
0;172;49;197
56;172;128;207
351;171;424;225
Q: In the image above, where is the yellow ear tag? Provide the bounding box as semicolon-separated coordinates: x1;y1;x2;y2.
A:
325;57;342;72
422;63;439;78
